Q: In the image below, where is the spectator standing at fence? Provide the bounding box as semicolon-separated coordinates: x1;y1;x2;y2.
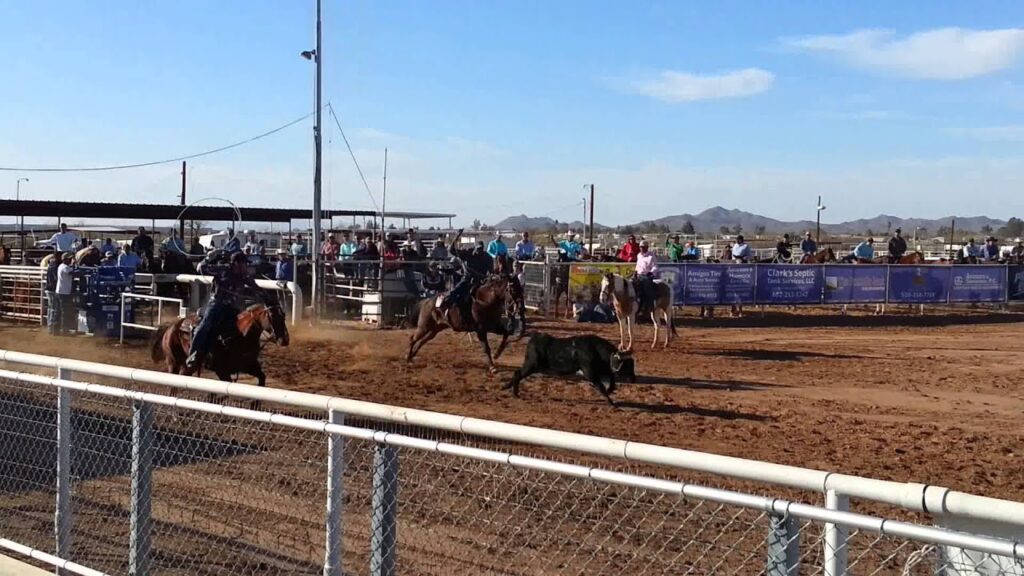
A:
291;234;308;258
223;229;242;253
684;241;702;261
981;237;1001;261
962;238;981;260
665;234;685;262
117;247;144;271
338;231;358;260
99;237;117;255
800;232;817;256
553;231;586;261
618;235;641;262
1012;239;1024;262
100;251;117;267
275;250;294;281
730;235;752;263
38;223;80;252
430;236;449;261
406;229;427;258
486;231;508;259
55;252;78;335
243;232;260;256
130;226;155;261
161;229;186;255
189;237;205;257
320;233;340;260
43;256;61;335
887;228;907;263
514;231;535;260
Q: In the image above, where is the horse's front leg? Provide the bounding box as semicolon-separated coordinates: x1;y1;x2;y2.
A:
246;362;266;411
492;328;511;360
475;329;496;373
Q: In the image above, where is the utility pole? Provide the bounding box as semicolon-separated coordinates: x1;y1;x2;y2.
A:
815;195;825;244
179;162;187;242
588;184;595;253
309;0;324;321
15;178;28;260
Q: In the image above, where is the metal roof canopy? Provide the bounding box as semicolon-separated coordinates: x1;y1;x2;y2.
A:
0;199;455;223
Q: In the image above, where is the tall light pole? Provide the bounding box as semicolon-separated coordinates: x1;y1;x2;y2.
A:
302;0;324;321
16;178;28;257
815;195;826;243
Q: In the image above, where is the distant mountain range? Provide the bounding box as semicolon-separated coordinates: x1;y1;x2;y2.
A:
493;207;1007;235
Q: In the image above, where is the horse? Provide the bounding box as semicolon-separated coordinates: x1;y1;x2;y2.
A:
150;300;290;393
599;273;675;350
800;248;836;263
75;245;101;267
871;252;926;265
407;275;512;373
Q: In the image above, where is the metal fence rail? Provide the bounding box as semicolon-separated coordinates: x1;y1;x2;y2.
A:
0;265;45;324
0;352;1022;574
119;293;187;344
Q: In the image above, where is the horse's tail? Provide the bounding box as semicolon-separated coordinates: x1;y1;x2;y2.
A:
150;324;170;363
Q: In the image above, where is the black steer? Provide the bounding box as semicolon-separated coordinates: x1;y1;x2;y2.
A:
505;333;635;405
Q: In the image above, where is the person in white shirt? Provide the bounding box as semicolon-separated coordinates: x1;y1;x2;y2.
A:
243;233;260;256
730;235;752;263
634;240;660;313
962;238;982;261
55;252;78;335
39;223;80;252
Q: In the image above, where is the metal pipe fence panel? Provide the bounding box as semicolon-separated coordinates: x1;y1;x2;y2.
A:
0;369;1022;575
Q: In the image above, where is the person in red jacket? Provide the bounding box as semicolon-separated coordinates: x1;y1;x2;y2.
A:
617;235;641;262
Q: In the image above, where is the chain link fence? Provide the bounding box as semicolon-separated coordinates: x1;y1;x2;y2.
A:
0;368;1021;576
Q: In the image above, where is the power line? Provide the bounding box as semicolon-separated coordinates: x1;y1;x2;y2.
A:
0;111;314;172
327;102;379;211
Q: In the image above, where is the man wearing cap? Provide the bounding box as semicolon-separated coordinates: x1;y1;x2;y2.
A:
54;252;78;335
887;228;907;263
1011;239;1024;263
634;240;659;314
665;234;685;262
320;233;340;260
981;237;1001;262
799;232;817;258
100;251;118;267
185;251;266;373
553;231;586;262
514;231;535;261
962;238;981;261
486;231;508;259
730;235;752;263
775;234;793;262
275;250;294;281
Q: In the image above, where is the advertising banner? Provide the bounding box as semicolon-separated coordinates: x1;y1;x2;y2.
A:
887;266;952;303
1009;266;1024;301
823;266;887;304
683;264;755;305
567;263;631;302
656;264;685;306
948;266;1006;303
755;265;824;304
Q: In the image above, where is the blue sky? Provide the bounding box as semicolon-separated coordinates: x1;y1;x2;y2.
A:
3;1;1024;227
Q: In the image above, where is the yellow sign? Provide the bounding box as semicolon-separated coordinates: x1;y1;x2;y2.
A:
567;263;633;302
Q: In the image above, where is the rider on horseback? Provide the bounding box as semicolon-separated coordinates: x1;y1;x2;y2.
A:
633;240;659;315
185;251;265;373
437;231;493;321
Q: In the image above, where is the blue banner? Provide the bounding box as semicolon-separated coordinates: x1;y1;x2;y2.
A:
755;265;824;304
655;264;685;306
887;266;952;303
823;265;887;303
948;266;1006;302
1010;266;1024;301
683;264;755;305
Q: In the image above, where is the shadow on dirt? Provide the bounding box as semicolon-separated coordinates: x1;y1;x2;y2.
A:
631;375;786;391
614;401;774;421
676;310;1022;329
710;349;865;362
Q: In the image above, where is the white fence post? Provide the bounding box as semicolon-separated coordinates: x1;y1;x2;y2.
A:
129;401;153;576
323;410;345;576
55;368;72;576
824;490;849;576
370;444;398;576
766;512;800;576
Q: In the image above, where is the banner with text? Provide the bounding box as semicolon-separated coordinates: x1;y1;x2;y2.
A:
948;266;1006;302
683;264;756;305
1009;266;1024;301
887;266;952;303
822;266;888;304
755;265;824;304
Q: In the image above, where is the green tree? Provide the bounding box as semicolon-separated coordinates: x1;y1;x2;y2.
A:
682;220;696;235
731;223;743;235
719;225;731;235
754;224;766;236
981;224;993;234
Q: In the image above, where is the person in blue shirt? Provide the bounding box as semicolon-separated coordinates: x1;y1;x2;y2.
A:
486;231;508;259
842;238;875;263
275;251;294;281
223;228;242;253
100;251;118;267
290;234;308;258
514;231;535;261
117;248;144;271
553;232;586;262
99;237;117;256
684;241;702;260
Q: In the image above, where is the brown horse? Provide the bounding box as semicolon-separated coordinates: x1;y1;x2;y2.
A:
150;302;289;388
800;247;836;263
872;252;927;265
407;275;512;373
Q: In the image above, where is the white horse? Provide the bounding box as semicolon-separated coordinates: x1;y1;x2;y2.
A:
599;273;676;350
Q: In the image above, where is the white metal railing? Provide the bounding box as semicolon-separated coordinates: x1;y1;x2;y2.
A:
0;359;1021;575
119;293;187;343
140;273;302;325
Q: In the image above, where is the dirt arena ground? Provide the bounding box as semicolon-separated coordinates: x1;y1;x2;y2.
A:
1;310;1023;505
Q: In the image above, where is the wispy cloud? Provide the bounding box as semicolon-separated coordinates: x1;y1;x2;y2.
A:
948;125;1024;142
628;68;774;102
784;28;1024;80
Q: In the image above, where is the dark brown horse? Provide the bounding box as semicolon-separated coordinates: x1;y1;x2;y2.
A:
150;302;289;388
407;275;512;373
870;251;926;264
800;247;836;263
